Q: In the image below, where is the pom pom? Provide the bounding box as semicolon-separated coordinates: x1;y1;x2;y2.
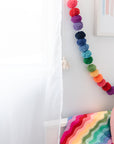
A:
73;22;83;31
79;44;89;52
71;15;82;23
97;79;106;87
81;50;92;58
67;0;78;8
107;86;114;95
69;8;80;17
90;69;99;77
102;82;111;91
93;74;103;83
77;39;86;46
75;31;86;39
87;64;96;72
83;57;93;64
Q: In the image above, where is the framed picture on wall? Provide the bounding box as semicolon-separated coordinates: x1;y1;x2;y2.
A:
95;0;114;36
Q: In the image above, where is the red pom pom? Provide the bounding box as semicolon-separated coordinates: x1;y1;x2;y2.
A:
67;0;78;8
102;82;111;91
69;8;80;17
97;79;106;87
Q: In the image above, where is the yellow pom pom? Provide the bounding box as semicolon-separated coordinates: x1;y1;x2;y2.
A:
90;70;99;77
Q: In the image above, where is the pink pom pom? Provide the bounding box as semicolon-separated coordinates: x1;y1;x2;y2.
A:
97;79;106;87
67;0;78;8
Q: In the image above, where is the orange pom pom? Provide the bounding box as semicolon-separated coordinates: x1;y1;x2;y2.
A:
93;74;103;83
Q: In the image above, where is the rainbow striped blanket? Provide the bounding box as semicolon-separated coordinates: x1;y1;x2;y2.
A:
60;111;113;144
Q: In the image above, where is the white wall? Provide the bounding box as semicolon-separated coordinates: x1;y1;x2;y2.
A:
62;0;114;118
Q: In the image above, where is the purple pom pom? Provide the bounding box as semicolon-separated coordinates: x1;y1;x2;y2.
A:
71;15;82;23
73;22;83;31
107;86;114;95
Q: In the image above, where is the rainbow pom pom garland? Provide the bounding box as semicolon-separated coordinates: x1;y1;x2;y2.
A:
67;0;114;95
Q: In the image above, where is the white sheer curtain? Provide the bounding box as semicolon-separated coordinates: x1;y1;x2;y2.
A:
44;0;63;143
0;0;62;144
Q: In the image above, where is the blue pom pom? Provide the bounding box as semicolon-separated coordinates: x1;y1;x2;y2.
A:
81;50;92;58
75;31;86;39
79;44;89;52
77;39;86;46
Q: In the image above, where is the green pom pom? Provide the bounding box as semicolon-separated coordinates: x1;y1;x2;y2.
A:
87;64;96;72
83;57;93;64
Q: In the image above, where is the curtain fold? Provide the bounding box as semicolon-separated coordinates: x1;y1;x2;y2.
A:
44;0;63;143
